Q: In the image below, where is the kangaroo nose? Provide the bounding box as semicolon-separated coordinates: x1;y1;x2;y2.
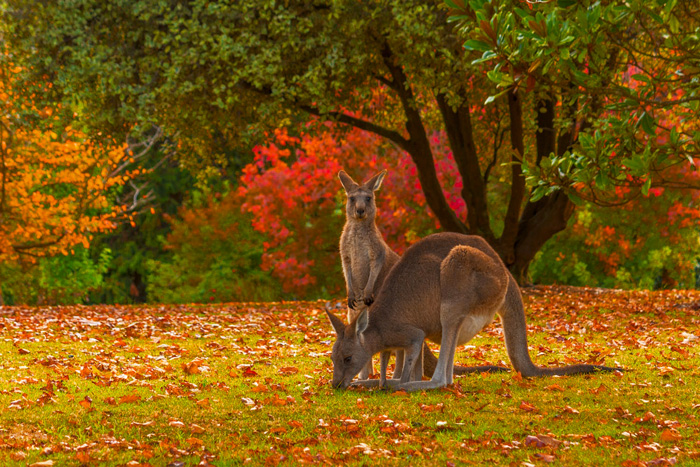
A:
356;208;365;216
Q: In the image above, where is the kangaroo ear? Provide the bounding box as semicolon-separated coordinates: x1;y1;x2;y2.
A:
326;309;345;337
355;308;369;335
363;170;387;192
338;170;359;193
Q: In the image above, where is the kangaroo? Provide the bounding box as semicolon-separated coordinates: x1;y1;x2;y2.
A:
338;170;400;378
338;171;507;380
327;232;619;390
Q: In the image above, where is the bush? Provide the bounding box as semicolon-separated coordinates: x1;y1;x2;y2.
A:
146;187;282;303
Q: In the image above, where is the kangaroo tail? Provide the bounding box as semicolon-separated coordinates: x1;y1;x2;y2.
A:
422;342;510;376
499;275;622;377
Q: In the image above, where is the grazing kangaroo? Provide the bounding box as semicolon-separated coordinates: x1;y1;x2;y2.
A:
327;232;619;390
338;170;400;378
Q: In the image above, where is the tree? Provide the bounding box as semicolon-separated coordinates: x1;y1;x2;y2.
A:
146;186;282;303
4;0;700;282
0;51;133;264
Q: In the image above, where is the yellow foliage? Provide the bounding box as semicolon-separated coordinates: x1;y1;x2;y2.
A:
1;60;131;262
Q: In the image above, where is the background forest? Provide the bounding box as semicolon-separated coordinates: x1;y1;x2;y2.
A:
1;0;699;305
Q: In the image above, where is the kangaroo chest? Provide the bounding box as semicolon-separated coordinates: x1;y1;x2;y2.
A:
346;227;382;290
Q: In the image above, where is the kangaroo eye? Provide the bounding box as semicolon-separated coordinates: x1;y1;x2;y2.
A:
343;356;352;365
365;196;371;202
349;196;355;202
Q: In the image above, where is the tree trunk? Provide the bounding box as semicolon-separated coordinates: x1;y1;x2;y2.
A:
510;191;574;283
436;94;494;240
499;89;527;265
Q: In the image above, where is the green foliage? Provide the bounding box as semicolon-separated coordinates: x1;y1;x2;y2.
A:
531;193;700;289
146;187;282;303
0;247;111;305
454;0;700;205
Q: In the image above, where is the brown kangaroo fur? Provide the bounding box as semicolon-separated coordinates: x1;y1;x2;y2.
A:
338;171;507;379
327;232;620;390
338;170;400;379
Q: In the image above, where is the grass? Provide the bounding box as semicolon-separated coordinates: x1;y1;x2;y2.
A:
0;286;699;466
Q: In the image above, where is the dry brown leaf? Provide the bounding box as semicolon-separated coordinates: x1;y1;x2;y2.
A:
29;461;55;467
190;423;206;434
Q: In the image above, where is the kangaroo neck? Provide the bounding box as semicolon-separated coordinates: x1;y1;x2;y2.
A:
360;324;385;356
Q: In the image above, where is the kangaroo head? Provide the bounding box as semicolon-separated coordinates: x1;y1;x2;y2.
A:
338;170;386;221
326;308;372;389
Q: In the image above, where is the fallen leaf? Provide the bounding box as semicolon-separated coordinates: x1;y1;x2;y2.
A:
78;396;92;409
190;423;206;434
278;366;299;375
660;429;682;442
186;437;204;446
118;394;141;404
519;401;538;412
29;461;55;467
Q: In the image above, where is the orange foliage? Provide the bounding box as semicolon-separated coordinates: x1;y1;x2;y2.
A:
0;59;130;262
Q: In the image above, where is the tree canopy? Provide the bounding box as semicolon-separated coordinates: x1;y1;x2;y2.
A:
3;0;699;282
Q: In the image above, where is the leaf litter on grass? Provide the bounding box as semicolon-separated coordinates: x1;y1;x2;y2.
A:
0;287;699;465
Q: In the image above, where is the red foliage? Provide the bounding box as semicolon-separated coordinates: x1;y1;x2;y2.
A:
237;123;463;296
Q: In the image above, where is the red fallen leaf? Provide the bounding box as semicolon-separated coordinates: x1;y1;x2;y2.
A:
519;401;538;412
562;405;580;414
356;398;366;408
182;358;209;375
278;366;299;375
590;384;607;395
169;420;186;428
660;429;683;442
113;339;127;348
250;385;268;393
269;427;287;434
74;452;91;463
118;394;141;404
288;420;303;429
186;437;204;447
392;390;409;397
29;461;55;467
419;403;444;413
78;396;92;409
195;398;210;407
634;411;656;423
242;367;258;377
512;372;523;382
104;397;116;406
546;384;564;391
622;461;645;467
18;348;30;355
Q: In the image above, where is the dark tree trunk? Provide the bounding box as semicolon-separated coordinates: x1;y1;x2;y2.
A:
435;93;494;241
511;191;574;283
499;89;527;265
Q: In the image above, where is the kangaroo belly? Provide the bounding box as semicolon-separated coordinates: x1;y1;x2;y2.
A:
455;313;494;346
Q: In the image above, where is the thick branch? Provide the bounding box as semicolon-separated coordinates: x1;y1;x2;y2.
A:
435;93;494;240
500;89;527;264
299;105;411;151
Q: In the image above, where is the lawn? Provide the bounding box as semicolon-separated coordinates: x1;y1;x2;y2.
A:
1;286;699;466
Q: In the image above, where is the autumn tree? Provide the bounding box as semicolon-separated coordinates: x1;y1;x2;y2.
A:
4;0;700;282
0;56;134;263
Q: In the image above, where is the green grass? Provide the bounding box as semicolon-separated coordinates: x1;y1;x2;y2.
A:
0;286;699;465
